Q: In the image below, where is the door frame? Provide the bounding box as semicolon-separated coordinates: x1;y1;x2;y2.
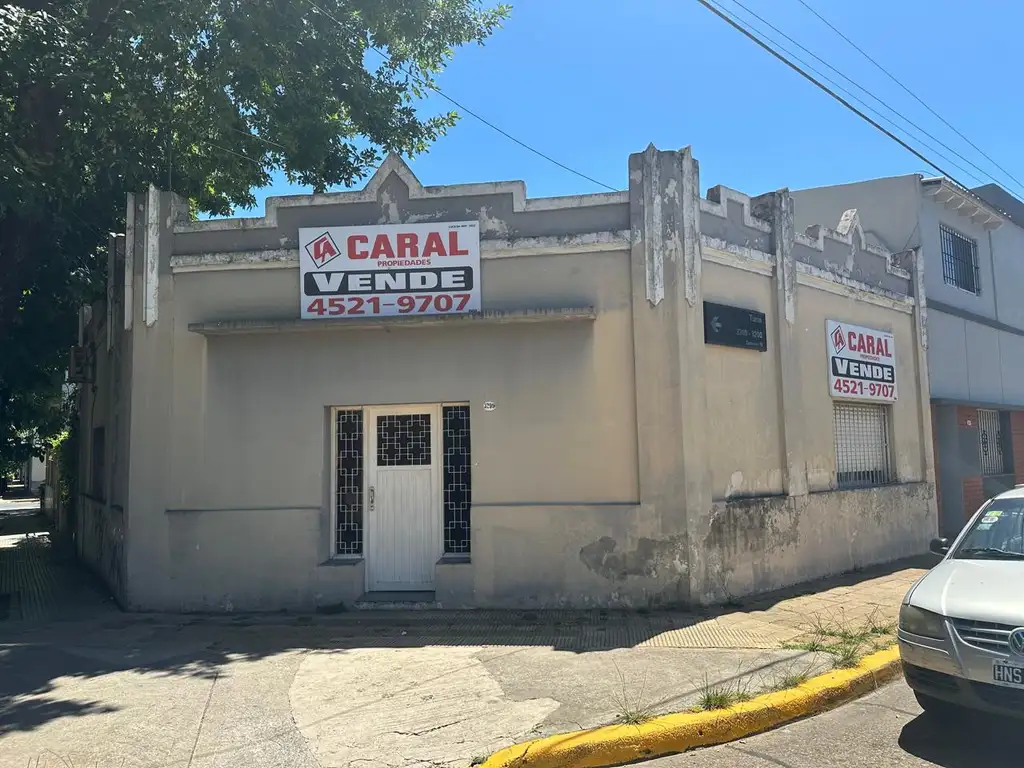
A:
363;403;444;592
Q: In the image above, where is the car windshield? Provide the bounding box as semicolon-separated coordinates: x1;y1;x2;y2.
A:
953;498;1024;560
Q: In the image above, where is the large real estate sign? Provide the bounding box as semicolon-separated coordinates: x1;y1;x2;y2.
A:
298;221;481;320
827;319;898;403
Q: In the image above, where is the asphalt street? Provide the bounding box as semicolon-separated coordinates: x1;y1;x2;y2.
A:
646;679;1023;768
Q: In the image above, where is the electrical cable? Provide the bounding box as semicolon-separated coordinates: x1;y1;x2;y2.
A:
303;0;619;192
693;0;971;189
723;0;1023;197
715;0;989;187
792;0;1024;193
225;124;289;153
724;7;985;187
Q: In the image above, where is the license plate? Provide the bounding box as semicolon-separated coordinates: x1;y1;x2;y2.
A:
993;662;1024;688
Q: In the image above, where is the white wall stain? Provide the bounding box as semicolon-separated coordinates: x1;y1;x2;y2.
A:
378;189;400;224
124;193;135;331
144;185;160;327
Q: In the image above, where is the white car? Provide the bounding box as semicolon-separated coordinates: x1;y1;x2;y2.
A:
898;486;1024;719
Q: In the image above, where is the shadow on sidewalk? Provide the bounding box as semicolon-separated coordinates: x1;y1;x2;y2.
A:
899;710;1024;767
0;507;49;538
0;553;938;739
725;553;941;613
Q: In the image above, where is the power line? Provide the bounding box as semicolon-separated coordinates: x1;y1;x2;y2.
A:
722;0;1020;196
693;0;970;189
200;138;266;170
224;124;289;153
303;0;619;193
792;0;1024;194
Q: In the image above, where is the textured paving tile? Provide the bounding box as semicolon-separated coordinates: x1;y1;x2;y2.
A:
0;529;115;625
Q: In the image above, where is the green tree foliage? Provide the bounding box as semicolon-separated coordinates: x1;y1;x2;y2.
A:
0;0;509;467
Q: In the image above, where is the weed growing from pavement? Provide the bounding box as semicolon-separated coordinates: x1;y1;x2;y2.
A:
831;641;863;669
691;672;754;712
762;660;817;692
609;663;656;725
783;607;896;670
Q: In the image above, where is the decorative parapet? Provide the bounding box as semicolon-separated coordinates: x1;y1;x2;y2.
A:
173;153;628;236
700;185;772;233
796;208;911;281
698;183;911;297
158;147;911;304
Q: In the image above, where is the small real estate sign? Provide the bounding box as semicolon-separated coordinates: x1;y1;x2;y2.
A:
826;319;898;403
298;221;481;320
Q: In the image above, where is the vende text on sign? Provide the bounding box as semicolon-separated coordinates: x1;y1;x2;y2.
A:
298;221;481;319
826;319;898;403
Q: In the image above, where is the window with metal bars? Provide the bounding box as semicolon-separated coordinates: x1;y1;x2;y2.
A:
834;402;894;489
335;409;364;555
442;405;472;554
977;408;1010;476
940;224;980;294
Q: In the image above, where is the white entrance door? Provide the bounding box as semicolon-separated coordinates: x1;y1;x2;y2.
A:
365;405;443;592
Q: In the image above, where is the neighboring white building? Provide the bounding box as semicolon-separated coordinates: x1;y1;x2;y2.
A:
793;177;1023;538
28;456;45;492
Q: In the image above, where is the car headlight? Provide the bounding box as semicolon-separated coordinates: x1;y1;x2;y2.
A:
899;604;947;639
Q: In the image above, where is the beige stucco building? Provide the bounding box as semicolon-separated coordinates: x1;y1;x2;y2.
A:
73;145;937;611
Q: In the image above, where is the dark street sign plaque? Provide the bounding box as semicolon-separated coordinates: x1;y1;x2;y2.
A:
703;301;767;352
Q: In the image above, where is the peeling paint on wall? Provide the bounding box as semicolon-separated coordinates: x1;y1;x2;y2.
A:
579;535;688;582
378;189;400;224
681;149;701;308
144;185;160;327
476;205;510;236
641;144;665;306
124;193;135;331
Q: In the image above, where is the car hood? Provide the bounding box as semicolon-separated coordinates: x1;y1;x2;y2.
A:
908;559;1024;626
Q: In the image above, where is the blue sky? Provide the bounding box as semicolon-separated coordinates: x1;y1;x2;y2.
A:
230;0;1022;215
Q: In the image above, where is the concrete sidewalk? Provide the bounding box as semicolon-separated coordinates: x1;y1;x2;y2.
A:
0;504;114;623
0;552;934;768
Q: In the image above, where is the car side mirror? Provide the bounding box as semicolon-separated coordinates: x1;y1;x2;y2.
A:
929;537;950;556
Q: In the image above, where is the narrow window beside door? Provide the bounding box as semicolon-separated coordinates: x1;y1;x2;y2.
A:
442;405;472;554
335;409;364;555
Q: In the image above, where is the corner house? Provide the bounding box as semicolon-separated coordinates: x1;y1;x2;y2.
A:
74;146;937;611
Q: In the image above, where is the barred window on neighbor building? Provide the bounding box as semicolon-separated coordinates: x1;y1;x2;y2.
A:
940;224;980;294
834;402;894;489
978;408;1011;476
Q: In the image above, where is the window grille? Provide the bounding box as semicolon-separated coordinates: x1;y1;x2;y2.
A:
940;224;979;294
834;402;894;489
442;405;472;554
335;409;364;555
978;408;1010;476
376;414;431;466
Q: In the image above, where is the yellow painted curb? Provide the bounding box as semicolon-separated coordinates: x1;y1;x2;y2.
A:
481;646;902;768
